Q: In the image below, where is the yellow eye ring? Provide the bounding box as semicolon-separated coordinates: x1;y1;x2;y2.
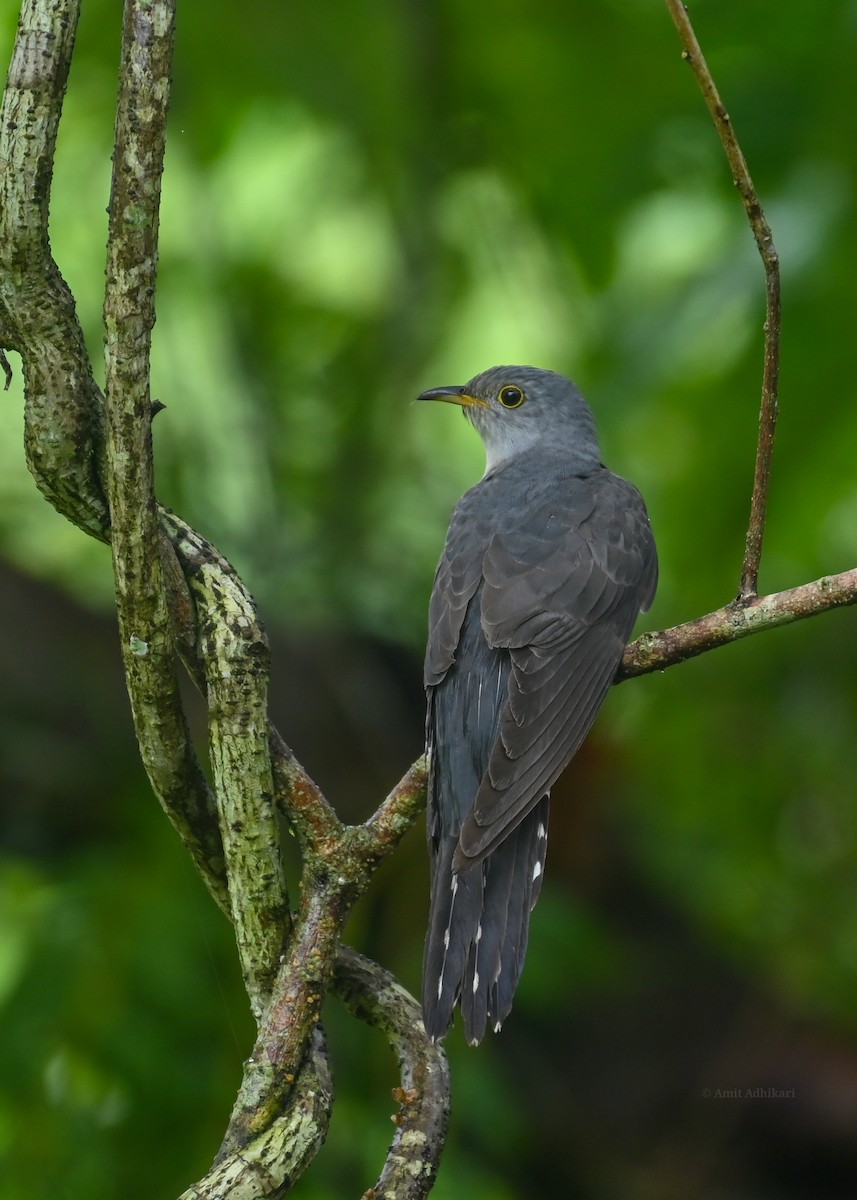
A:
498;385;525;409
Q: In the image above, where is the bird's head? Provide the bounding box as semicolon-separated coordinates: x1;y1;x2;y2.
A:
417;365;601;473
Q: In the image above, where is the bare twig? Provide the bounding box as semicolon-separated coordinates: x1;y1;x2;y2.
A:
665;0;781;599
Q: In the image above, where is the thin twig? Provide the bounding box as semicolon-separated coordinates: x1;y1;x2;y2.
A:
665;0;781;599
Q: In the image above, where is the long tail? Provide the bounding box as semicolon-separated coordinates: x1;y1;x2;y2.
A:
422;797;549;1044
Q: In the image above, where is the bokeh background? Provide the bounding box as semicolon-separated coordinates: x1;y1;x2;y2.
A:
2;1;857;1197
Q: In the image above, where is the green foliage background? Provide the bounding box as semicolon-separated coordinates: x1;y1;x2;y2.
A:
2;1;857;1197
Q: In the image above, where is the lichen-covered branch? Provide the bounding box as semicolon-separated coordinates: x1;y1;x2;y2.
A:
269;724;344;852
178;1028;334;1200
365;756;429;861
102;0;244;926
217;878;352;1158
161;511;289;1014
0;0;229;914
1;2;439;1194
215;876;450;1198
619;568;857;680
334;946;450;1200
665;0;781;599
0;0;108;539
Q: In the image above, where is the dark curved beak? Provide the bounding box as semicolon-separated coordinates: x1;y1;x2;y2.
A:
417;385;489;409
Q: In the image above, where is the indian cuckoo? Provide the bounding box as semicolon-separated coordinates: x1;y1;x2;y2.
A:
418;365;658;1044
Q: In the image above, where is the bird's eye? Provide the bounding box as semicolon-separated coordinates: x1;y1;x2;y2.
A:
498;385;525;409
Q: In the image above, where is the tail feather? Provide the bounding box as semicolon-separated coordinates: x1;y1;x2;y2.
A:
422;796;550;1043
490;799;548;1031
422;833;484;1041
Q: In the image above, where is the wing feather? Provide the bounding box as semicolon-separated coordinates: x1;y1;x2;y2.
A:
454;470;656;866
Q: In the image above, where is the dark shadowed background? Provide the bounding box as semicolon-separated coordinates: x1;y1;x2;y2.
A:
2;1;857;1197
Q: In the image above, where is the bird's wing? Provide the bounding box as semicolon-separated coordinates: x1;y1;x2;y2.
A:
424;487;495;687
455;469;657;865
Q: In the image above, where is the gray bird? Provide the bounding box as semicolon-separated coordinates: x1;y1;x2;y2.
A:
418;365;657;1045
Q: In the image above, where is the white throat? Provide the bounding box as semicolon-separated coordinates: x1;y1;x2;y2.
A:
480;422;543;475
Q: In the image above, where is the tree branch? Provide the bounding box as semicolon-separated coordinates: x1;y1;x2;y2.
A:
178;1028;334;1200
334;946;450;1200
0;0;229;914
160;510;290;1014
268;723;345;853
0;0;108;540
217;879;351;1156
364;756;429;861
619;569;857;680
665;0;781;599
1;3;444;1193
103;0;252;930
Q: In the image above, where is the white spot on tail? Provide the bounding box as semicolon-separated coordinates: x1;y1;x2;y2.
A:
494;1020;503;1033
472;970;480;994
436;866;460;1007
475;923;482;943
533;861;542;881
537;823;546;839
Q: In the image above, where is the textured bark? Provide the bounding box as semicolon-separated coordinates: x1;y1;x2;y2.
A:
177;1029;334;1200
619;569;857;681
333;947;451;1200
0;0;108;538
162;512;289;1013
